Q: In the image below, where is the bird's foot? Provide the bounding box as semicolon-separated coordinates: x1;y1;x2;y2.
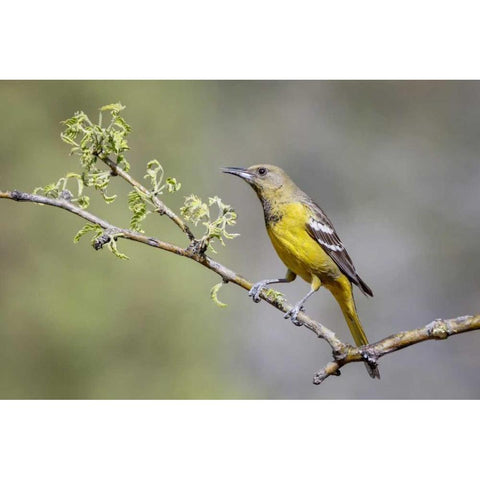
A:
284;304;305;326
248;281;268;303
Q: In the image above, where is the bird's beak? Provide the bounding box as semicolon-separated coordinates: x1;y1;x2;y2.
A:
221;167;254;181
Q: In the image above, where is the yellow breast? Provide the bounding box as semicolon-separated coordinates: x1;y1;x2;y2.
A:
266;202;341;284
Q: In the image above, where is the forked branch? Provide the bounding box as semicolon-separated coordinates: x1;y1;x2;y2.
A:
1;188;479;385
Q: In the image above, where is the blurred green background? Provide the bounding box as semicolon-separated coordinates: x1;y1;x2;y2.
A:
1;81;479;399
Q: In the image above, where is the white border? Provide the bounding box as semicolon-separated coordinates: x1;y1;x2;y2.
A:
0;401;477;478
2;1;480;79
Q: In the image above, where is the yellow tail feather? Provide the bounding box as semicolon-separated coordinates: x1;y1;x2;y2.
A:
328;277;380;379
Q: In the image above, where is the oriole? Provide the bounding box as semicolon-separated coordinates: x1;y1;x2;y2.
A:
223;164;380;379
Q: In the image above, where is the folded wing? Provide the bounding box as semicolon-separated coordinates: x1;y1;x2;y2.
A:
305;201;373;297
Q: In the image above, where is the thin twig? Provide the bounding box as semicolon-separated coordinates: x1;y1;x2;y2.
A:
101;156;195;241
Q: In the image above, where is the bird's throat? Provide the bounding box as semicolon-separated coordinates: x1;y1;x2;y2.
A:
261;197;283;225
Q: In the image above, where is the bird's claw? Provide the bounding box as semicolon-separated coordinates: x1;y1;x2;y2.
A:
284;305;305;326
248;282;266;303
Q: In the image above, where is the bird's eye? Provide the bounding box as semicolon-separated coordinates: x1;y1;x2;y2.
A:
257;167;267;176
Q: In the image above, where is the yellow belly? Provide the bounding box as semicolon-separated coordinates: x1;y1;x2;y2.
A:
266;202;341;284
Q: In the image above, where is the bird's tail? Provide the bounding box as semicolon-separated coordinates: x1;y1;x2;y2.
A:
328;278;380;379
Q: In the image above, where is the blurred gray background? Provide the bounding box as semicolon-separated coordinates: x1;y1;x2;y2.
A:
0;81;479;398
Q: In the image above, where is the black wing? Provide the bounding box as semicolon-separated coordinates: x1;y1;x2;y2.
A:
305;201;373;297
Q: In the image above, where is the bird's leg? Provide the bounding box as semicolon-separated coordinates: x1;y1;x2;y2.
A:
249;269;296;303
284;276;321;326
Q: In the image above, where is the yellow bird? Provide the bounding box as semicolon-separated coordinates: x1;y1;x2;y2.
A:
223;164;380;379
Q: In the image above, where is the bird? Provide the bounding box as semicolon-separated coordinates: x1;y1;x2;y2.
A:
222;164;380;379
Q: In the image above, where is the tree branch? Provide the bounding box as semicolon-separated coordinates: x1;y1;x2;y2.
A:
2;187;478;386
313;314;480;384
0;189;343;353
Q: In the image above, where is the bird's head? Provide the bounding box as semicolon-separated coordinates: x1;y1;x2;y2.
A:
222;164;297;201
